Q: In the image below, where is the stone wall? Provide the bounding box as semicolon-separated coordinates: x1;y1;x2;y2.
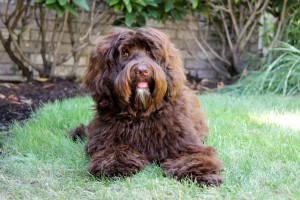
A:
0;2;258;82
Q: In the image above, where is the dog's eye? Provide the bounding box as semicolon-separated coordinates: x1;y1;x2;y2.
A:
121;51;129;58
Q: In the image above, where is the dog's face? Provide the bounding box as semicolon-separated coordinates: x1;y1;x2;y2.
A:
83;28;186;114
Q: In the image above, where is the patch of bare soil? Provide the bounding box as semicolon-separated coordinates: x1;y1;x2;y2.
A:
0;78;88;127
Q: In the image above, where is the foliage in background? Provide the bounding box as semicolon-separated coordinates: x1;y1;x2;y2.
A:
220;42;300;96
197;0;295;78
0;0;111;80
106;0;296;81
35;0;89;16
107;0;207;27
0;0;298;81
220;6;300;96
283;7;300;49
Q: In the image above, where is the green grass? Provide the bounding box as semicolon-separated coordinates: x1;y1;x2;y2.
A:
0;94;299;199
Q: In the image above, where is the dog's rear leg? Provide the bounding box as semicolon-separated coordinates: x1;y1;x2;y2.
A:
161;146;222;186
68;123;88;141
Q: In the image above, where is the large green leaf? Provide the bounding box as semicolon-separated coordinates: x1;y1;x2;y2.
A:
148;9;158;19
189;0;198;9
53;4;64;16
164;0;173;12
125;12;134;26
58;0;67;6
46;0;56;5
135;0;146;7
108;0;119;6
135;14;146;27
65;3;78;16
143;0;158;7
73;0;89;11
114;3;123;12
135;4;143;12
171;10;182;21
124;2;132;13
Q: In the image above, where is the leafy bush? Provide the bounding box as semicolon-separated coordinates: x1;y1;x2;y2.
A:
284;9;300;49
220;42;300;96
107;0;205;27
35;0;89;16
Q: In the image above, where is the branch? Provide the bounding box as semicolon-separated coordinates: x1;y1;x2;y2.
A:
57;43;89;65
6;0;21;25
213;5;230;13
5;27;42;73
50;11;70;77
246;0;253;12
10;0;31;31
267;0;288;50
197;27;231;66
79;0;97;41
220;10;233;51
227;0;239;36
181;25;231;79
240;20;258;50
37;5;48;67
209;15;227;59
236;0;269;48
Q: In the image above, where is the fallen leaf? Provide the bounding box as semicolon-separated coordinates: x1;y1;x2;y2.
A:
20;99;32;105
8;94;19;102
43;84;55;89
0;83;18;89
35;77;48;82
242;69;248;77
217;82;224;88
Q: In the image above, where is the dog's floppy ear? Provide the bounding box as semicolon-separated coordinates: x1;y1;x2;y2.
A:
82;28;133;103
136;28;186;100
165;43;186;100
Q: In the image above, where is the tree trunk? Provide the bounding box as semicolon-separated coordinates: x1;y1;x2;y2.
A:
232;46;241;74
2;37;33;81
39;61;52;78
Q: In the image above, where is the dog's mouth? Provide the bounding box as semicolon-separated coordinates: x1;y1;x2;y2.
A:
137;81;149;89
134;79;155;93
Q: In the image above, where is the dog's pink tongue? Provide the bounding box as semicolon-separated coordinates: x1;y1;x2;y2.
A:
137;81;148;88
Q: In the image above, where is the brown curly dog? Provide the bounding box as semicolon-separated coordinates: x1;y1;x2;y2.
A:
69;27;222;186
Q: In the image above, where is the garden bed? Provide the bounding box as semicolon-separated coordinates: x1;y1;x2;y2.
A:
0;78;88;126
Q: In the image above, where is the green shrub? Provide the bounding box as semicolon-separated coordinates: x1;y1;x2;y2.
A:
221;42;300;96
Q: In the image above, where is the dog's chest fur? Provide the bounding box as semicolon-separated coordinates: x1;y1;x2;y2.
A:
85;100;198;162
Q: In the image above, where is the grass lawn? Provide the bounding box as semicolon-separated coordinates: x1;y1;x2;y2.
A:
0;94;299;199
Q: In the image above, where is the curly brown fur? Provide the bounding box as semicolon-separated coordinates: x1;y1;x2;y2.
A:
68;123;88;141
75;27;222;186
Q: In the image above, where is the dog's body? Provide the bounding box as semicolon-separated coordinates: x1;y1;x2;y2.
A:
70;28;222;186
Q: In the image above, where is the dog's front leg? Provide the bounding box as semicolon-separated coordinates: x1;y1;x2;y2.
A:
87;145;149;177
161;145;222;186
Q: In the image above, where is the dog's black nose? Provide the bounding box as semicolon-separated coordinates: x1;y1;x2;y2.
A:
135;65;149;76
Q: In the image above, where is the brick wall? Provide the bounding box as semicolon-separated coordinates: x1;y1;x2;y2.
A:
0;3;258;82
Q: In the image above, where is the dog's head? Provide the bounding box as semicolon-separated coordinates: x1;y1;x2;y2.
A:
83;27;186;114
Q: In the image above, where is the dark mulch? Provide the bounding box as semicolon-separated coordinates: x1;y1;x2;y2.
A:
0;79;88;127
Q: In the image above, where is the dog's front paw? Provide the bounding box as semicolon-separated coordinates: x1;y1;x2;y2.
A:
88;145;149;177
196;174;222;187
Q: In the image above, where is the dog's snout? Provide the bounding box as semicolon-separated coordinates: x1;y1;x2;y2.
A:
135;65;149;76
